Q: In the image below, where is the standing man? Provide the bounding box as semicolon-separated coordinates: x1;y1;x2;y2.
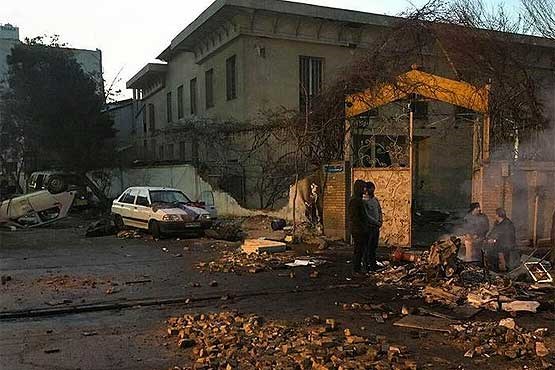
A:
487;208;518;271
464;202;490;239
363;181;383;271
348;180;370;274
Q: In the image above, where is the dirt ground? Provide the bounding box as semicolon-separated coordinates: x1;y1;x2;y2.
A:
0;214;553;370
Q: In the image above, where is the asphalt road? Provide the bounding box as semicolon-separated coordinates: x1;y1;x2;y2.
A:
0;216;553;370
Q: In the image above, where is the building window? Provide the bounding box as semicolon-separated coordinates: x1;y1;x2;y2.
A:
299;56;323;111
159;145;164;160
166;91;172;123
167;144;174;160
148;103;155;132
205;69;214;109
142;106;147;133
190;78;197;115
177;85;184;119
226;55;237;100
151;139;157;159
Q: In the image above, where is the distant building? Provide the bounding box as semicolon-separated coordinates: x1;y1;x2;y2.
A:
0;23;104;189
0;24;20;88
104;98;137;164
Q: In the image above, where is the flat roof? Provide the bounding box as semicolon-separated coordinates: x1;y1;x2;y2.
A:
126;63;168;89
159;0;555;61
161;0;397;58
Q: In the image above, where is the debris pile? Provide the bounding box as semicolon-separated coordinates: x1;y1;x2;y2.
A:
85;218;116;237
166;311;416;369
451;319;551;362
196;250;295;274
372;238;551;314
204;222;245;242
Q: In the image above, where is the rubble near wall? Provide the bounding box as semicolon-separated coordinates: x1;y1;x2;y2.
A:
103;164;318;221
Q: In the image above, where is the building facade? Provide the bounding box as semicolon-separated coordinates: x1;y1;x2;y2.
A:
127;0;555;211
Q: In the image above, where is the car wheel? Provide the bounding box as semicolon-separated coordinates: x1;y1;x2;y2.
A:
113;214;124;231
46;175;68;194
149;220;162;239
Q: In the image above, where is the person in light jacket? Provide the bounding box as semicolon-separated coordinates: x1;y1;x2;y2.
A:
363;181;383;271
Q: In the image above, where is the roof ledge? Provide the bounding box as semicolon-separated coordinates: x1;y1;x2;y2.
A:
126;63;168;89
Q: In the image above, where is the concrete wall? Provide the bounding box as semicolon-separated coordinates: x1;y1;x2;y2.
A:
106;164;252;217
106;164;308;220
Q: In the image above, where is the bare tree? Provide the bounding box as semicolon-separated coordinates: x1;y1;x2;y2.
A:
521;0;555;39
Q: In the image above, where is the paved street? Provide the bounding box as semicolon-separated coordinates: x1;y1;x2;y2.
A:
0;216;553;370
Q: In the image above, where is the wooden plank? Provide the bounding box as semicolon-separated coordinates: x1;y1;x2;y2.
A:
419;305;481;320
393;315;454;333
242;239;287;254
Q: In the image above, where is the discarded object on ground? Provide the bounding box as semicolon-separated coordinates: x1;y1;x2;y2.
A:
116;229;143;239
205;221;245;242
501;300;540;313
428;237;460;268
423;285;465;307
0;190;76;228
524;262;553;283
467;287;501;311
166;311;415;368
393;314;454;333
1;275;12;285
285;258;327;267
85;218;117;237
270;218;286;231
391;248;420;263
241;238;287;254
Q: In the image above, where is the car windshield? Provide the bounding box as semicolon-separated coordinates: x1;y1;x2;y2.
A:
149;190;191;204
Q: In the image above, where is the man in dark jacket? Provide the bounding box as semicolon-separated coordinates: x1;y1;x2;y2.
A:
487;208;517;271
349;179;370;274
363;181;382;271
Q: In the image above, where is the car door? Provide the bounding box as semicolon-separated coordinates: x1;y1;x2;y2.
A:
134;189;151;229
114;189;137;227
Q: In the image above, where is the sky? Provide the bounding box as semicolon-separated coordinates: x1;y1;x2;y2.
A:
2;0;522;99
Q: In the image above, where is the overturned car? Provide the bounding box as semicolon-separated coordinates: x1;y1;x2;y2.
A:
0;190;76;228
111;187;212;238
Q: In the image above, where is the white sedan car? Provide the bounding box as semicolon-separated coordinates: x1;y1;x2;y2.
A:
111;187;212;238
